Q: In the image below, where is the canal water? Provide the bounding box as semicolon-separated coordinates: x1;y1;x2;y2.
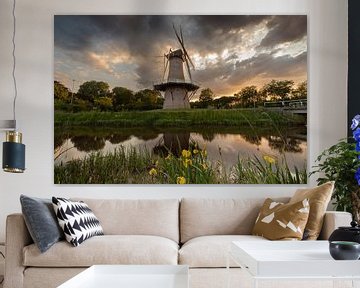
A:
54;126;307;172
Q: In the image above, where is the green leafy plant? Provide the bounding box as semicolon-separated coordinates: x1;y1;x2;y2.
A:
311;115;360;221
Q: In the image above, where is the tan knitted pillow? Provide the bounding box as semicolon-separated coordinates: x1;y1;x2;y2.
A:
252;198;310;240
289;181;334;240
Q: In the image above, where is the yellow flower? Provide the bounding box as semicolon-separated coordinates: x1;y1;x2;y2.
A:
176;176;186;184
201;149;207;157
183;159;192;168
182;149;191;158
149;168;157;176
193;149;199;154
202;163;208;170
263;155;276;164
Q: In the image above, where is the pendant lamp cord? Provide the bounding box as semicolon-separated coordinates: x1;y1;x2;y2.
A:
11;0;17;129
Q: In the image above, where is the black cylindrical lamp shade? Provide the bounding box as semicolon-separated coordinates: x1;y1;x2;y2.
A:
3;141;25;173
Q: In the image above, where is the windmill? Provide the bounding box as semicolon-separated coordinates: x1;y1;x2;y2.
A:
154;25;199;109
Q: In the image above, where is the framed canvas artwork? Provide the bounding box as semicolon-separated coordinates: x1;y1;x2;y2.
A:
54;15;307;184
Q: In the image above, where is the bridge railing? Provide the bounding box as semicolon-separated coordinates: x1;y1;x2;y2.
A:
263;99;307;109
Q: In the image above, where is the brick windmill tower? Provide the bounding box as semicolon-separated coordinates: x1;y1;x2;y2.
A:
154;25;199;109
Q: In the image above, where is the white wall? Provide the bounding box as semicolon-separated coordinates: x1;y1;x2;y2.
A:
0;0;348;242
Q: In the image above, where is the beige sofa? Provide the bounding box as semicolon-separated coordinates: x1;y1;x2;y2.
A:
4;198;352;288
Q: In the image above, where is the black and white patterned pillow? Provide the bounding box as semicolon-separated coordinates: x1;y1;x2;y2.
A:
52;197;104;247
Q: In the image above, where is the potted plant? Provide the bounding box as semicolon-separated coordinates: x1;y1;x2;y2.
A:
311;115;360;222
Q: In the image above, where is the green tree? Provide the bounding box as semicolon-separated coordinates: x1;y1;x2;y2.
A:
235;86;258;108
54;81;70;101
292;81;307;99
262;80;294;101
112;87;134;110
212;96;237;109
94;97;113;111
72;99;93;112
134;89;162;110
155;96;165;107
198;88;214;108
77;81;110;103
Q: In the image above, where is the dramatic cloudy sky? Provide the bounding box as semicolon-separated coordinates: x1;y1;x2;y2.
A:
54;15;307;96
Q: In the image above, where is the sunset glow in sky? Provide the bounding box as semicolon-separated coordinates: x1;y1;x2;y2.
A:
55;15;307;96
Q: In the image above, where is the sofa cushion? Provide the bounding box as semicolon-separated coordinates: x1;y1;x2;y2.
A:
24;268;86;288
52;197;104;247
20;195;64;253
290;181;334;240
180;198;289;243
23;235;178;267
72;198;179;243
179;235;267;268
252;198;310;240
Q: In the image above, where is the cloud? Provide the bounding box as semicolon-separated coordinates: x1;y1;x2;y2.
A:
190;51;306;96
238;51;306;80
260;15;307;48
54;15;307;95
226;51;307;92
87;51;133;76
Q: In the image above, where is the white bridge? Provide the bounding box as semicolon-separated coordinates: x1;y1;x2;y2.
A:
263;99;307;115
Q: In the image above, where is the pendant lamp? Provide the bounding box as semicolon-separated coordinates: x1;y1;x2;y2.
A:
1;0;26;173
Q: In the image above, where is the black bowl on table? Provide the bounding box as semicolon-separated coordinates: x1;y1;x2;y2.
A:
329;241;360;260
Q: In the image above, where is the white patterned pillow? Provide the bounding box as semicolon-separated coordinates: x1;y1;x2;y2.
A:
52;197;104;246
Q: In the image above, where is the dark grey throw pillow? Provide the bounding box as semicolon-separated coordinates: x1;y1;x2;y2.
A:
20;195;64;253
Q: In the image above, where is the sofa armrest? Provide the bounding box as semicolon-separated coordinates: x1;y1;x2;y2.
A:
4;214;32;288
318;211;352;240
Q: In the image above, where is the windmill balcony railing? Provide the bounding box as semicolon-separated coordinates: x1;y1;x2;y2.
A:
153;79;200;86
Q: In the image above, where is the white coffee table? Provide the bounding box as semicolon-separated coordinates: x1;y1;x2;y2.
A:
228;241;360;288
58;265;189;288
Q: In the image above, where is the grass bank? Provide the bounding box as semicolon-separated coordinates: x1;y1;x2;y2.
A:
54;146;307;184
54;109;305;128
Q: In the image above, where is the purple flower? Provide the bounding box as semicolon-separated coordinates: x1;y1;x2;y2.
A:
352;115;360;130
353;128;360;142
356;167;360;186
351;115;360;186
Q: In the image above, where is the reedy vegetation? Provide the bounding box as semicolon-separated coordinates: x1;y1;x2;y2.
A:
54;145;307;184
